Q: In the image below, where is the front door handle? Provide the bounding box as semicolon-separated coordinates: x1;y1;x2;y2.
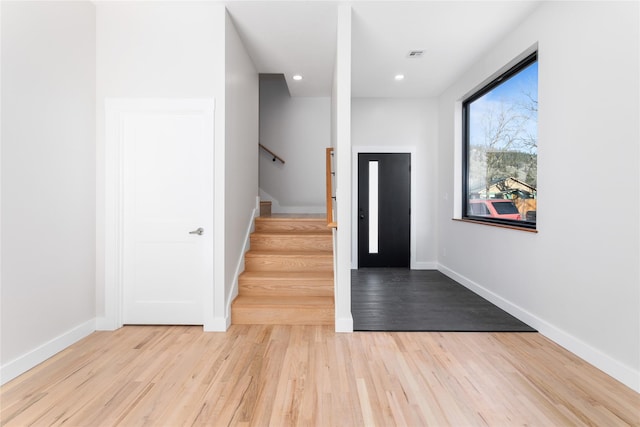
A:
189;227;204;235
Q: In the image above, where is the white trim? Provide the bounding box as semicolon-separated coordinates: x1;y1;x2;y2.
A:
0;319;95;385
206;316;231;332
438;263;640;393
413;261;438;270
104;98;215;330
335;315;354;333
221;206;258;331
255;196;261;216
351;146;417;270
95;316;119;331
104;99;125;330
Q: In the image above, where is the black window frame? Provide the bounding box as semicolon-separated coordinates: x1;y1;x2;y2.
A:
462;52;538;230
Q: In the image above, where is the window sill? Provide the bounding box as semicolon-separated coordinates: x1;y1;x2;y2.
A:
453;218;538;233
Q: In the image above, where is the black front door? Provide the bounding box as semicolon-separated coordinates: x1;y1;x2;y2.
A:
358;153;410;268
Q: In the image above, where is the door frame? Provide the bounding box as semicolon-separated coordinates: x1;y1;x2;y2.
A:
102;98;215;330
351;146;416;270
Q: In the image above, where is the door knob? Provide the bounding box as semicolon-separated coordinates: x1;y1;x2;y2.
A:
189;227;204;235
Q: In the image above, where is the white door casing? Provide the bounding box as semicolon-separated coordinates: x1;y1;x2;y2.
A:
104;99;214;328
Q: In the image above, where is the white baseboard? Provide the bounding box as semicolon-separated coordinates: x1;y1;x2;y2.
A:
95;316;119;331
438;263;640;393
219;207;256;332
412;261;438;270
205;316;230;332
335;315;353;333
0;319;96;385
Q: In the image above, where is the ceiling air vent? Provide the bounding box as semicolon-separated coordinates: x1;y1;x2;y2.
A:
407;50;424;58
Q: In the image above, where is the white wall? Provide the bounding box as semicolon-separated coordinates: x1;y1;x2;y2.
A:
259;76;330;213
224;11;259;325
437;1;639;391
1;1;96;383
95;1;227;329
351;98;438;269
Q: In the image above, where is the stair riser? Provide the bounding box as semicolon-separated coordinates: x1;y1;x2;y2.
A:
250;236;332;252
245;255;333;272
259;201;272;217
232;307;334;325
238;280;333;297
255;221;330;233
233;216;335;326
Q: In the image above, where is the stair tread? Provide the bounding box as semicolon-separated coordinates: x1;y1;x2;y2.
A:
246;250;332;256
233;295;334;307
252;231;331;236
240;271;333;279
256;215;325;221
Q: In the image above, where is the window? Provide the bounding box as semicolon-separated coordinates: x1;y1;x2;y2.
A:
463;52;538;229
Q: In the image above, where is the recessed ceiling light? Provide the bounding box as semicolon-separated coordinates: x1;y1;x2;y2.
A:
292;75;303;81
394;74;405;81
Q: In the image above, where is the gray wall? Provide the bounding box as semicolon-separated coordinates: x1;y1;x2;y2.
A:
259;76;330;213
1;1;96;379
224;11;260;322
437;1;639;390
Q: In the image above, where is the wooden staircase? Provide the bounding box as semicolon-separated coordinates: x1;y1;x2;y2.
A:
231;215;334;325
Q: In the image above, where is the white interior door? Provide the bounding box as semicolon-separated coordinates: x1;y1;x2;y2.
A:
118;100;214;325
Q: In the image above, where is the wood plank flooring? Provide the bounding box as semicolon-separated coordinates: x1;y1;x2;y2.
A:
352;269;536;332
2;325;638;426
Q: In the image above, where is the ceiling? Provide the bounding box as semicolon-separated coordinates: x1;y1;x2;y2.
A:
225;1;542;98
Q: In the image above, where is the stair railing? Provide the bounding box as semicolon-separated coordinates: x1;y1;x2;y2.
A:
259;143;285;164
326;147;337;229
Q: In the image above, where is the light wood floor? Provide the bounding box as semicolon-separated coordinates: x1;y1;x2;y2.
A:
1;326;638;426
